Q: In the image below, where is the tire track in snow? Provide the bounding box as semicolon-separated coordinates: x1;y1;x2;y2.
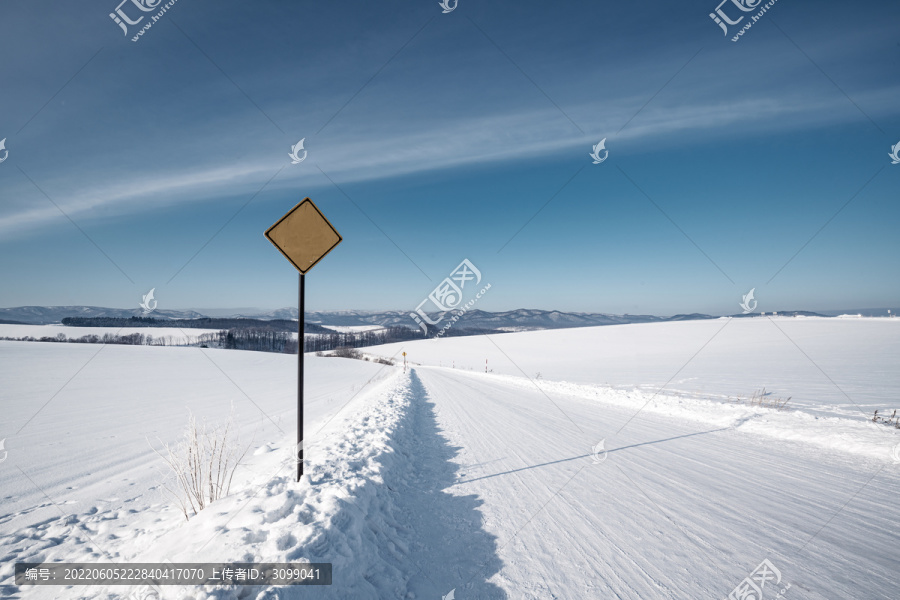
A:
413;366;900;599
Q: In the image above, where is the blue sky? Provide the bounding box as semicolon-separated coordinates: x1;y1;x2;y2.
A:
0;0;897;315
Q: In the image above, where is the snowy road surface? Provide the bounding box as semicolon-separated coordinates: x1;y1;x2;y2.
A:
408;366;899;599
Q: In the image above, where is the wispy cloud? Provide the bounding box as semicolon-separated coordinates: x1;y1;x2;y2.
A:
1;162;276;235
1;84;895;237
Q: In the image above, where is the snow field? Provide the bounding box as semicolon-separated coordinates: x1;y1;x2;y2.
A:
0;342;399;599
370;317;900;417
2;316;898;599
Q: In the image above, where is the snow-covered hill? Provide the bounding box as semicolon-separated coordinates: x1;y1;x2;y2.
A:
370;316;900;419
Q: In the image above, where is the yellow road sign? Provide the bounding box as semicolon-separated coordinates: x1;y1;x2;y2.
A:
265;198;342;274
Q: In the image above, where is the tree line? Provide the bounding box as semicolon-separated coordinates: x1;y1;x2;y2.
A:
60;315;332;334
201;326;424;353
2;332;162;346
1;325;425;354
4;318;505;354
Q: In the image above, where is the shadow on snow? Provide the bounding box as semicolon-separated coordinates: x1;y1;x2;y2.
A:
283;368;504;600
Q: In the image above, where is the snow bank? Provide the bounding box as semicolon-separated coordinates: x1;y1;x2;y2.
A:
104;369;415;600
440;368;900;462
0;342;401;599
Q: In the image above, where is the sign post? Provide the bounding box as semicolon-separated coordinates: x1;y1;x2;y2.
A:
298;273;304;479
265;198;342;481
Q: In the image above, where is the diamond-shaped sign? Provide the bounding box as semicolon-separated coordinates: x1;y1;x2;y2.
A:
265;198;342;274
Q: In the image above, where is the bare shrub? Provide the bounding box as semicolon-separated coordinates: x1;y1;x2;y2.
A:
331;346;362;359
150;411;249;521
872;409;900;427
730;388;791;411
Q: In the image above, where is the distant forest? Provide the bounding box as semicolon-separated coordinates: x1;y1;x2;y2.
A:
5;320;427;354
60;315;332;333
249;324;501;352
200;326;425;353
1;317;504;354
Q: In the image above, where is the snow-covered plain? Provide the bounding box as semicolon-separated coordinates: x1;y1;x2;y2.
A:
367;317;900;464
0;341;399;599
1;317;898;599
375;316;899;416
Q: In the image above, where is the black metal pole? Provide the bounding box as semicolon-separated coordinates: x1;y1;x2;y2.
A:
298;272;305;481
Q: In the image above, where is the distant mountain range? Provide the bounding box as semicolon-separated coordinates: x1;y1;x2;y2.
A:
302;309;721;330
0;305;889;331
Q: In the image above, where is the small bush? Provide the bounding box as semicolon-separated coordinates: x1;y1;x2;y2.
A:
730;388;791;411
150;411;248;521
331;346;362;359
872;410;900;428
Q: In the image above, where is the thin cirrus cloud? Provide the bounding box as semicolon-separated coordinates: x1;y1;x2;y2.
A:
0;83;894;238
0;163;276;236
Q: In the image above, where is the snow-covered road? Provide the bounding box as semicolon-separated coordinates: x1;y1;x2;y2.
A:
411;366;899;599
